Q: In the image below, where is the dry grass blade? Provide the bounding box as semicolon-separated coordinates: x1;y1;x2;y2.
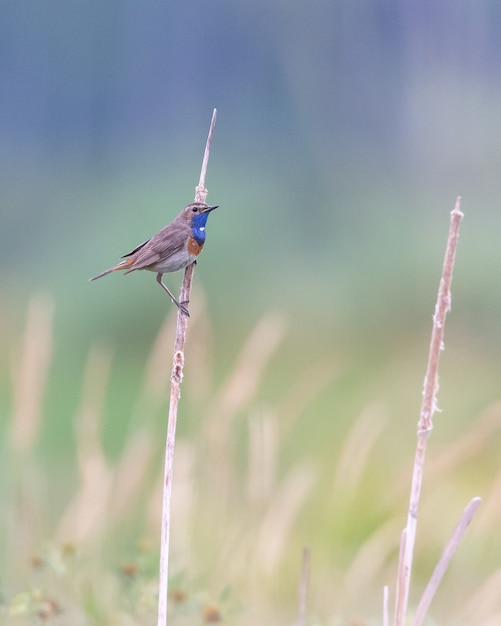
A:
394;197;464;626
56;344;113;543
142;312;178;400
332;404;387;497
110;428;156;520
296;546;311;626
206;313;287;497
343;518;403;603
10;294;54;453
256;463;317;576
383;585;389;626
412;496;482;626
247;410;278;505
277;356;338;438
208;314;288;449
394;528;406;624
157;108;217;626
6;295;54;572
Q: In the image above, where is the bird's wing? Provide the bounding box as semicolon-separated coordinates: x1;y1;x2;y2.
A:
121;238;151;258
126;222;189;271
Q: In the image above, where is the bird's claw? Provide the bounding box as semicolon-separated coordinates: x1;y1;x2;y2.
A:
176;301;190;317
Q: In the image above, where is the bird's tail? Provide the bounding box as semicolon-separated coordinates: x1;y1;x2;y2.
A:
89;258;134;281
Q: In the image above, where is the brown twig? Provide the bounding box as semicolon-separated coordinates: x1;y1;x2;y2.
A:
412;496;482;626
157;108;217;626
394;197;464;626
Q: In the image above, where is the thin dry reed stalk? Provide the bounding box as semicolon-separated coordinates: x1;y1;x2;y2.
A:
383;585;389;626
295;546;311;626
157;108;217;626
394;197;466;625
412;496;482;626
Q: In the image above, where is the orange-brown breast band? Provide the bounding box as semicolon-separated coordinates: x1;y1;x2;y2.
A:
187;236;204;257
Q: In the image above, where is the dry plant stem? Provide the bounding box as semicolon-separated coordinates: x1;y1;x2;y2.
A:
412;496;481;626
383;585;389;626
394;528;406;622
394;197;464;626
296;546;311;626
157;108;217;626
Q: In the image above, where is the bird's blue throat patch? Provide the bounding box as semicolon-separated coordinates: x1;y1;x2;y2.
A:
191;211;210;245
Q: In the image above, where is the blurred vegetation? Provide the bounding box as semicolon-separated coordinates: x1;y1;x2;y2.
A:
2;1;501;624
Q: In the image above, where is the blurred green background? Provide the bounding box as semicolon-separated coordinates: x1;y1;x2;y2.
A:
2;2;501;624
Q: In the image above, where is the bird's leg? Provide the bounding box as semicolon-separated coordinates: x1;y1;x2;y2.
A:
156;273;190;317
177;261;198;307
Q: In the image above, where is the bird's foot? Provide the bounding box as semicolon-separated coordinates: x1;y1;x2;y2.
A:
176;300;190;317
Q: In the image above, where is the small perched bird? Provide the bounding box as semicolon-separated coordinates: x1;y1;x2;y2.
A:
90;202;219;316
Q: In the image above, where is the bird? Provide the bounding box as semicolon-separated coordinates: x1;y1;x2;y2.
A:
90;202;219;316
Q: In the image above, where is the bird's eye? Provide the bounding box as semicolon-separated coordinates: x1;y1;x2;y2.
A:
192;207;198;212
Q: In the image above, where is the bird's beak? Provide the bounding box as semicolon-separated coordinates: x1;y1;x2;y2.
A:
203;204;219;213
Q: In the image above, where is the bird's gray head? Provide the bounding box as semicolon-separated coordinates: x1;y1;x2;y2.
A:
180;202;219;225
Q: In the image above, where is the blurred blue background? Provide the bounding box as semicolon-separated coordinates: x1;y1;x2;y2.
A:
2;1;500;341
2;2;501;621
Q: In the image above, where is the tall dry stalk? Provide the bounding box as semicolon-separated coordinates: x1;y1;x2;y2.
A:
157;109;218;626
394;197;467;625
412;496;482;626
296;546;311;626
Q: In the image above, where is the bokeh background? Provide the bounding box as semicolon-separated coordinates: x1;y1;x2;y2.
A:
2;2;501;624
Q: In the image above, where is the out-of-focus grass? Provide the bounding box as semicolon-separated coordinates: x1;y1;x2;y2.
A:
2;281;501;625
